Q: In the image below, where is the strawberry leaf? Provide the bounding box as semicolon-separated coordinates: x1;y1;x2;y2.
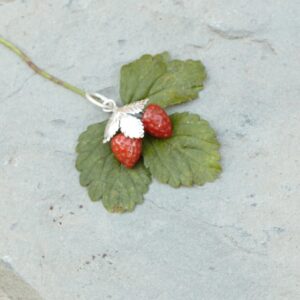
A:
143;113;221;187
76;122;151;213
120;53;206;108
120;53;168;105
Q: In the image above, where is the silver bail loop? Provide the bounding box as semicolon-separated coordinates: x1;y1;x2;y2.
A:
85;92;117;112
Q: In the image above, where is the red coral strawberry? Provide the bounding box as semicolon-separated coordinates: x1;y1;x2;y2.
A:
142;104;172;138
111;133;142;168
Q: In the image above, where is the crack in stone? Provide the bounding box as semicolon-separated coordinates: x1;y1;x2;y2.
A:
206;24;277;55
186;38;215;51
251;38;277;54
202;221;268;256
207;24;253;40
222;233;266;256
1;74;35;103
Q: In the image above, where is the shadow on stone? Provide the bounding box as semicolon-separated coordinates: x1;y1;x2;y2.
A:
0;260;42;300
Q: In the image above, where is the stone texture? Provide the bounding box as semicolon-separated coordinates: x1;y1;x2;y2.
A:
0;289;9;300
0;1;299;299
0;260;42;299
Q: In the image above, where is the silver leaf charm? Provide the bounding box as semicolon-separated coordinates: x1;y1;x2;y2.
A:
117;99;149;114
103;99;148;143
103;112;122;143
120;114;144;139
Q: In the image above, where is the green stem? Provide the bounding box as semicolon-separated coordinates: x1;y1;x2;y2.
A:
0;37;86;97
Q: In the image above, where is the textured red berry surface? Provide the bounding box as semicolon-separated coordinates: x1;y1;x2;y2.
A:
142;104;172;138
111;133;142;168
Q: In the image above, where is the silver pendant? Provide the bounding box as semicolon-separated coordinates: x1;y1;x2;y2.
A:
85;93;148;143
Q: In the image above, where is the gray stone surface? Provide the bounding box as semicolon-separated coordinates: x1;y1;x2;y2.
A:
0;1;299;299
0;260;42;299
0;290;9;300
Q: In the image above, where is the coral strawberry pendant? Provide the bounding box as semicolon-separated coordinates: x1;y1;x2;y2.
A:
142;104;173;138
111;133;142;168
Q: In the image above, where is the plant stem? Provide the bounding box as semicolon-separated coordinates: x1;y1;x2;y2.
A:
0;37;86;97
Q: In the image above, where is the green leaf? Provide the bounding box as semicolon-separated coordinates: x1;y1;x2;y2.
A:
76;122;151;213
120;52;206;108
143;112;221;188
